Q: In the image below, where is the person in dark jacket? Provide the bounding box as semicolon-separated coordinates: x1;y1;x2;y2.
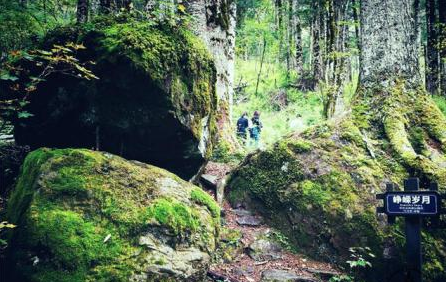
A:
250;111;263;148
236;112;249;144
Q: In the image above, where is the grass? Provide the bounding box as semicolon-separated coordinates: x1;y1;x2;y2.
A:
433;95;446;116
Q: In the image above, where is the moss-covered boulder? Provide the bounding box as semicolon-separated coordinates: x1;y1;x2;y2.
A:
228;118;446;282
12;17;217;179
4;148;220;282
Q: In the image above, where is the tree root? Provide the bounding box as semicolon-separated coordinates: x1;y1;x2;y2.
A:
384;111;446;185
418;96;446;151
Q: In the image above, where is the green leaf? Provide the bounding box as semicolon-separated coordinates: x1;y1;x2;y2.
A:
30;76;45;82
0;73;19;81
18;111;34;119
19;101;30;107
0;221;16;229
178;4;186;12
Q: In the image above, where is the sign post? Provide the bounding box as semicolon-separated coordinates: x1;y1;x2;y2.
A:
376;178;445;282
404;178;422;282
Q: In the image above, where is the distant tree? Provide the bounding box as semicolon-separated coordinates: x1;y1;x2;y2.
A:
426;0;439;94
77;0;89;23
99;0;112;13
439;0;446;95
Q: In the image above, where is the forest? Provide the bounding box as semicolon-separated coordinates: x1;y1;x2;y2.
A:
0;0;445;282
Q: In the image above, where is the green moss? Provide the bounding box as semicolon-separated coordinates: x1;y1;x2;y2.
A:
6;148;101;225
339;118;365;146
6;148;218;281
287;139;314;153
408;126;429;156
21;208;125;281
146;198;200;235
191;188;220;222
298;180;330;206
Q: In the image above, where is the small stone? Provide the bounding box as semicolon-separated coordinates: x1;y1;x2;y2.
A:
236;214;263;226
305;268;339;279
248;239;282;261
201;174;219;188
261;269;317;282
233;208;254;216
233;266;255;276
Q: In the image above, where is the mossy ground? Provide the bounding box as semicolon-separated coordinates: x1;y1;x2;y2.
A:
3;148;220;282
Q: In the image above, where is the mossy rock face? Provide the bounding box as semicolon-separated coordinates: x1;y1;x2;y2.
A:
228;118;446;282
4;148;220;282
12;16;218;179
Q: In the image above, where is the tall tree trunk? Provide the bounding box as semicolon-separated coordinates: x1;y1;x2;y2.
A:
99;0;112;13
286;0;293;77
276;0;284;64
77;0;89;23
255;36;267;96
426;0;439;94
332;0;350;117
116;0;132;10
185;0;237;147
293;0;303;76
359;0;420;85
439;0;446;95
311;0;323;82
357;0;446;184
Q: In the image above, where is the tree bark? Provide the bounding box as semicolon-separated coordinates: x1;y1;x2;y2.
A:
357;0;446;183
185;0;237;147
286;0;293;76
77;0;89;23
292;0;303;75
359;0;420;86
311;0;323;82
99;0;112;13
276;0;284;64
255;36;267;96
426;0;439;94
116;0;132;10
439;0;446;95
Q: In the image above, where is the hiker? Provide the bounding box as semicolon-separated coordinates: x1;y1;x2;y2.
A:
236;112;249;144
250;111;263;148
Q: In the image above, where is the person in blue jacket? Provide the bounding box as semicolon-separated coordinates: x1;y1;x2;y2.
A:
250;111;263;148
236;112;249;144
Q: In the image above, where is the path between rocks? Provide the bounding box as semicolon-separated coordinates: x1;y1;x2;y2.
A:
200;162;340;282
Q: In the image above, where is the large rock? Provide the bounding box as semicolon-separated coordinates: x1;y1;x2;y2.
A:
12;17;218;179
228;119;446;282
4;148;220;282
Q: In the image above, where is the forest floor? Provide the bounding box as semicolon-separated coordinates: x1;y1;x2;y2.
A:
202;162;341;282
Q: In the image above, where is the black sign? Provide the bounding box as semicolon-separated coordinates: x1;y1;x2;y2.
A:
385;192;439;216
376;178;445;282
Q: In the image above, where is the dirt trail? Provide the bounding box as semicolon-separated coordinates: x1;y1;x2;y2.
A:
201;162;340;282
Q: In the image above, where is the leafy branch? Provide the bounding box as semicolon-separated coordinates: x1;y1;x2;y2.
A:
330;247;375;282
0;221;16;249
0;43;98;125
